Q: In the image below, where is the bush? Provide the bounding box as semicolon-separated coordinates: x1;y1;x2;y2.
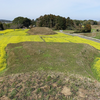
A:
74;24;91;33
96;29;99;32
85;24;91;32
0;22;4;30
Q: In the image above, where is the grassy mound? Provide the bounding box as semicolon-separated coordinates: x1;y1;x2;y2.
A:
27;27;57;35
3;42;99;80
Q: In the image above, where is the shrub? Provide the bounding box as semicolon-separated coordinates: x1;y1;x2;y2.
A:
84;24;91;32
96;29;99;32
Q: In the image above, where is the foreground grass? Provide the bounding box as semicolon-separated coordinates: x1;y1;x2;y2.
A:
0;71;100;100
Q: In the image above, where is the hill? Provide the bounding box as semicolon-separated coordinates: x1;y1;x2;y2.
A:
0;19;12;23
27;27;57;35
3;42;98;79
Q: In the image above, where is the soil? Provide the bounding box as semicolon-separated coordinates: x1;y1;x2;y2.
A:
91;25;100;30
0;71;100;100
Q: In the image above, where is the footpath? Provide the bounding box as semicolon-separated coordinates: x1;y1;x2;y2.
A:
63;32;100;43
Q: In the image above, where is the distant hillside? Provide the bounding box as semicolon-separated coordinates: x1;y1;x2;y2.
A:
0;19;12;23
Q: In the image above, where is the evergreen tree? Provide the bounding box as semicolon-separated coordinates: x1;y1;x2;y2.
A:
0;22;4;30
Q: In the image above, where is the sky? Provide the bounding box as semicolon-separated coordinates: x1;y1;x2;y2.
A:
0;0;100;21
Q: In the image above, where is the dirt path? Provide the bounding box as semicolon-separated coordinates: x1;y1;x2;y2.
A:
62;32;100;43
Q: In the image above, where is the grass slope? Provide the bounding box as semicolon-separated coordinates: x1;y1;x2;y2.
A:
3;42;99;80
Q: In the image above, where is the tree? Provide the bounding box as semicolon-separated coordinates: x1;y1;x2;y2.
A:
0;22;4;30
10;23;18;29
13;17;31;28
36;14;66;30
85;24;91;32
31;19;36;26
66;17;74;30
22;18;31;27
3;23;11;29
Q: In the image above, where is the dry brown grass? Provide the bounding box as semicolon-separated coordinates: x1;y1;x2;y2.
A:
91;25;100;30
27;27;57;35
79;33;97;37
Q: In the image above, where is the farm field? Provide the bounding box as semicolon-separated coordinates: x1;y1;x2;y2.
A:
0;29;100;78
0;28;100;99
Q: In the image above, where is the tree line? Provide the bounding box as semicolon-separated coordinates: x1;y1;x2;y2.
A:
0;14;99;33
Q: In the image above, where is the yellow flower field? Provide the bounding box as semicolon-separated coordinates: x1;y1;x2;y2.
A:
0;29;100;80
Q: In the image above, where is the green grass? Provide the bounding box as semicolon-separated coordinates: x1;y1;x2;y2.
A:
91;29;96;32
91;54;100;81
2;42;99;81
94;32;100;39
63;29;75;33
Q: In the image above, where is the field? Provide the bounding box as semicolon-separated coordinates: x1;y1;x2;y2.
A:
79;25;100;38
1;29;100;79
62;25;100;38
0;28;100;99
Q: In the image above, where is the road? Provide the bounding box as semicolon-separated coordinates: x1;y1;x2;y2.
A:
62;32;100;43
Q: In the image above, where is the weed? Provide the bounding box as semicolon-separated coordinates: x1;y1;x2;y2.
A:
24;55;31;58
9;89;18;99
0;80;4;84
30;88;35;91
26;90;31;97
16;85;23;90
12;97;18;100
32;80;36;86
70;83;79;96
46;76;52;81
43;53;51;58
7;83;11;88
38;67;44;71
57;80;62;86
47;86;55;95
84;85;88;90
36;88;41;94
25;81;32;87
12;82;16;88
58;94;66;100
0;91;4;97
52;77;58;83
15;46;23;49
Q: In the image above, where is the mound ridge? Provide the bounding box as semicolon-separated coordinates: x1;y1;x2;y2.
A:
27;27;57;35
4;42;99;80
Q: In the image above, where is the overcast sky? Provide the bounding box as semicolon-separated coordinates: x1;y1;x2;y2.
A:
0;0;100;21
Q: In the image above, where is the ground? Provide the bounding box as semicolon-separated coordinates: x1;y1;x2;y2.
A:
0;70;100;100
